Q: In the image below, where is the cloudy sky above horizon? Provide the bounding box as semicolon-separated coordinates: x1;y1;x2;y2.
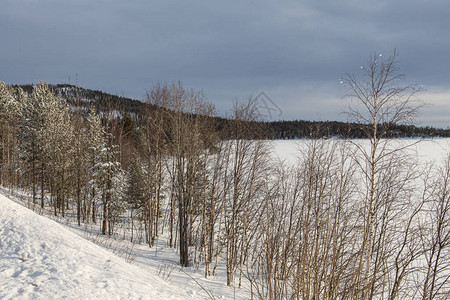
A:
1;0;449;127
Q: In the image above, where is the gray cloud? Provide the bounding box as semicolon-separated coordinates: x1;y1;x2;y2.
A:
1;0;449;127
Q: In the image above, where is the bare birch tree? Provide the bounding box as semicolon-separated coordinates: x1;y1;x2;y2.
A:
342;49;424;299
421;154;450;299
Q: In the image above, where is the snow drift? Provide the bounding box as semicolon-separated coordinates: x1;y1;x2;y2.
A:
0;193;186;300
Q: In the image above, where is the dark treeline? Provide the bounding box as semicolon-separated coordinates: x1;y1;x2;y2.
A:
14;84;450;139
269;120;450;139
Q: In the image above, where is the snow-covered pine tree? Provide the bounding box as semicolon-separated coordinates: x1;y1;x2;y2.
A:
40;86;74;216
17;81;50;206
71;113;89;226
90;134;124;235
0;82;18;187
0;82;15;117
86;109;105;224
108;168;127;235
125;154;149;242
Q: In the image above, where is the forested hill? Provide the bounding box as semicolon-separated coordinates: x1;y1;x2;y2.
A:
15;84;450;138
16;84;148;116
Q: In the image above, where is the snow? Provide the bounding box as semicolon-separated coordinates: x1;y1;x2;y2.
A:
0;190;251;299
1;138;448;299
270;138;450;165
0;193;189;300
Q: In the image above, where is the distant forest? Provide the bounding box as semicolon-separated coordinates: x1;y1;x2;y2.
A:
15;83;450;139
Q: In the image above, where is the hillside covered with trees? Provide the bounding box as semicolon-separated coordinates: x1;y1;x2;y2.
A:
14;83;450;140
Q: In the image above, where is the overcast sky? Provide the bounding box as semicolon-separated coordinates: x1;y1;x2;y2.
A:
1;0;449;127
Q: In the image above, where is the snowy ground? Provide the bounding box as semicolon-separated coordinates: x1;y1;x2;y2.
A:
271;138;450;164
1;138;448;299
0;192;250;300
0;193;197;299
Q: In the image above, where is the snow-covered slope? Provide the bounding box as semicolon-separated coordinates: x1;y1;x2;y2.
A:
0;193;187;300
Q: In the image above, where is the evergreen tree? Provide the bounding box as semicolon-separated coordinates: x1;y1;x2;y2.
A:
86;109;105;224
90;136;123;235
17;81;50;205
40;88;74;215
71;113;89;226
0;82;16;117
126;154;148;214
0;82;20;187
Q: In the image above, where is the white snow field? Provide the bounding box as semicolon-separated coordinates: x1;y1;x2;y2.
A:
0;193;192;300
271;138;450;164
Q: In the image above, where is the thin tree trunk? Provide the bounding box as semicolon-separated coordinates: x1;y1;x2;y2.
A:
41;161;45;208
